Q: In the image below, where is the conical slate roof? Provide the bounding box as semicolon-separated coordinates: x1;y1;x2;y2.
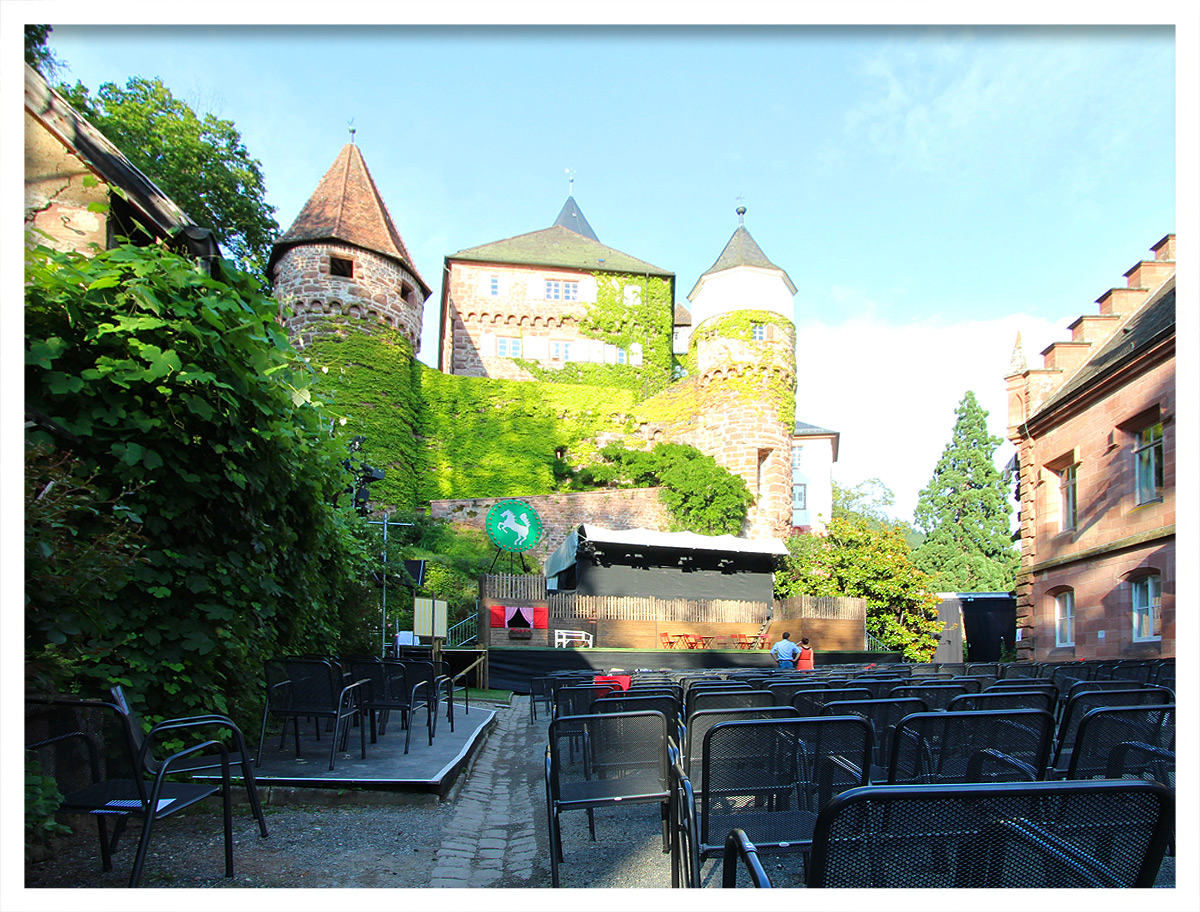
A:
690;225;797;297
553;195;599;241
269;143;429;295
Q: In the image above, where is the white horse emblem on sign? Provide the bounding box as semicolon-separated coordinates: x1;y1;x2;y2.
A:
497;509;530;546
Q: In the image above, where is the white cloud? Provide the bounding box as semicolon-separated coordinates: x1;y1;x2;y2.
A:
795;311;1071;524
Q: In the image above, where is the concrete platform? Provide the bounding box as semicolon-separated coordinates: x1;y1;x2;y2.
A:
216;701;498;798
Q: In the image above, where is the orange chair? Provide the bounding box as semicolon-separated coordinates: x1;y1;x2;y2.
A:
660;632;676;649
732;633;751;650
683;634;703;650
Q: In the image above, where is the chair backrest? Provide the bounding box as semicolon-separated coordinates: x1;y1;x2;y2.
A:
790;688;837;718
283;657;340;709
1054;687;1172;765
263;658;293;710
555;683;606;718
687;689;774;720
888;683;969;711
684;706;800;775
888;709;1055;785
1066;704;1175;784
806;778;1175;888
948;690;1055;715
822;697;927;767
698;716;873;849
591;693;681;728
547;710;671;801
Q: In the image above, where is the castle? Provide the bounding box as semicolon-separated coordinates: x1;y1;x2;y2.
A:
268;142;835;548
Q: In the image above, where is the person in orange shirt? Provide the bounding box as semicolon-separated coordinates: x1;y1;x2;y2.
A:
796;637;815;670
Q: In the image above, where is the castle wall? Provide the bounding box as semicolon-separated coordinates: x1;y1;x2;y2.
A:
24;110;110;253
273;243;425;350
429;487;673;562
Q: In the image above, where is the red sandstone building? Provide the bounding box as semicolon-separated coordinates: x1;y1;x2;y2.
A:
1005;235;1175;663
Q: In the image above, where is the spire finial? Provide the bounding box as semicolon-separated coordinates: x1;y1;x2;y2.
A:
348;119;357;144
736;202;746;225
565;167;575;196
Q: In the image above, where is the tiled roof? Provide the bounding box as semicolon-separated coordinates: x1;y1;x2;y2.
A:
553;196;599;241
270;143;429;294
449;224;672;277
794;420;838;436
674;304;692;326
689;225;797;297
1033;277;1175;419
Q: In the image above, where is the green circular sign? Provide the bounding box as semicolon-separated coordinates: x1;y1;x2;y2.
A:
485;500;543;553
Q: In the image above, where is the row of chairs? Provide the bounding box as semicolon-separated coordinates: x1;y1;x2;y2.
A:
257;656;461;767
541;674;1175;887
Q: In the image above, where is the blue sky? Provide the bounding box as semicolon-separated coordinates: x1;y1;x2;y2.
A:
9;5;1194;525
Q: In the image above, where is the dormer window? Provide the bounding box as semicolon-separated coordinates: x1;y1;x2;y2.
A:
330;256;354;278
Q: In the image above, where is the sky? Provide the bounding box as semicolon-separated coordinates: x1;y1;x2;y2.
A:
6;3;1195;527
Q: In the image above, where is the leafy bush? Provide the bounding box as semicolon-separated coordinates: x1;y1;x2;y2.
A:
25;241;365;727
590;442;754;535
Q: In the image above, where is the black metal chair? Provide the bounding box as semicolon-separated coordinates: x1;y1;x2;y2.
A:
1065;704;1175;784
349;660;424;753
887;709;1055;785
805;778;1175;888
26;698;235;887
545;710;675;887
683;706;802;781
109;685;267;838
255;657;366;770
591;693;683;738
529;676;555;724
1049;687;1172;777
687;689;774;721
674;715;872;887
888;683;969;711
821;697;927;779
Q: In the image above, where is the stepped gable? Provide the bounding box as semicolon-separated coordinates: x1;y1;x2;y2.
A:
269;143;429;297
689;224;797;297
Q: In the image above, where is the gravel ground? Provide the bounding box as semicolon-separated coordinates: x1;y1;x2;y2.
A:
20;697;1179;895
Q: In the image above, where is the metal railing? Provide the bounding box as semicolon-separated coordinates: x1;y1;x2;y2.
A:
447;615;477;648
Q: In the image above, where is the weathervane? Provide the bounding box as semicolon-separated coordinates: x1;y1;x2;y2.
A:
565;167;575;195
348;118;357;144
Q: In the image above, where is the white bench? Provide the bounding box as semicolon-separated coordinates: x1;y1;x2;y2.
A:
554;629;593;648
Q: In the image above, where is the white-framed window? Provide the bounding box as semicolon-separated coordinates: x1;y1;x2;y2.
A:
1054;590;1075;647
550;340;564;361
792;445;803;468
623;285;642;307
545;280;580;301
563;281;579;301
616;347;627;365
1059;463;1078;531
488;274;500;296
545;280;561;300
1134;423;1164;504
1132;573;1162;641
751;323;766;341
793;483;807;510
496;336;522;358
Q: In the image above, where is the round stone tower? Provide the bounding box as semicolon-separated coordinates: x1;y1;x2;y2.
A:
687;208;797;539
269;142;430;350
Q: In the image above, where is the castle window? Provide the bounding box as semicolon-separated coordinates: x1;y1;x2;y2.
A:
751;323;766;341
1131;573;1162;641
1058;462;1078;531
545;280;578;301
489;275;500;296
793;483;807;510
1133;422;1164;504
330;256;354;277
563;281;579;301
497;336;522;358
1054;589;1075;647
792;445;803;468
616;347;627;365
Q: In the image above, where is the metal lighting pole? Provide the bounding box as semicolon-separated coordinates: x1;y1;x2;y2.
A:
366;514;415;656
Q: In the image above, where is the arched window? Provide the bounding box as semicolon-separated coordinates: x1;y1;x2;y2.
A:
1049;588;1075;647
1130;572;1162;642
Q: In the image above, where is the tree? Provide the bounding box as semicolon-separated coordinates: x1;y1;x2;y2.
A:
911;391;1018;592
25;241;361;726
59;77;278;274
776;516;943;661
25;25;64;80
833;478;924;549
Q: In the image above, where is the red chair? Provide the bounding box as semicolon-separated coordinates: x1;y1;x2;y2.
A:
661;632;676;649
683;634;703;650
732;633;751;650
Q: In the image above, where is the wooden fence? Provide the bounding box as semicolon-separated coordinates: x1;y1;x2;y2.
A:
480;573;548;602
776;595;867;620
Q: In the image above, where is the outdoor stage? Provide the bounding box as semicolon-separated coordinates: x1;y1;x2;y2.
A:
482;647;901;693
